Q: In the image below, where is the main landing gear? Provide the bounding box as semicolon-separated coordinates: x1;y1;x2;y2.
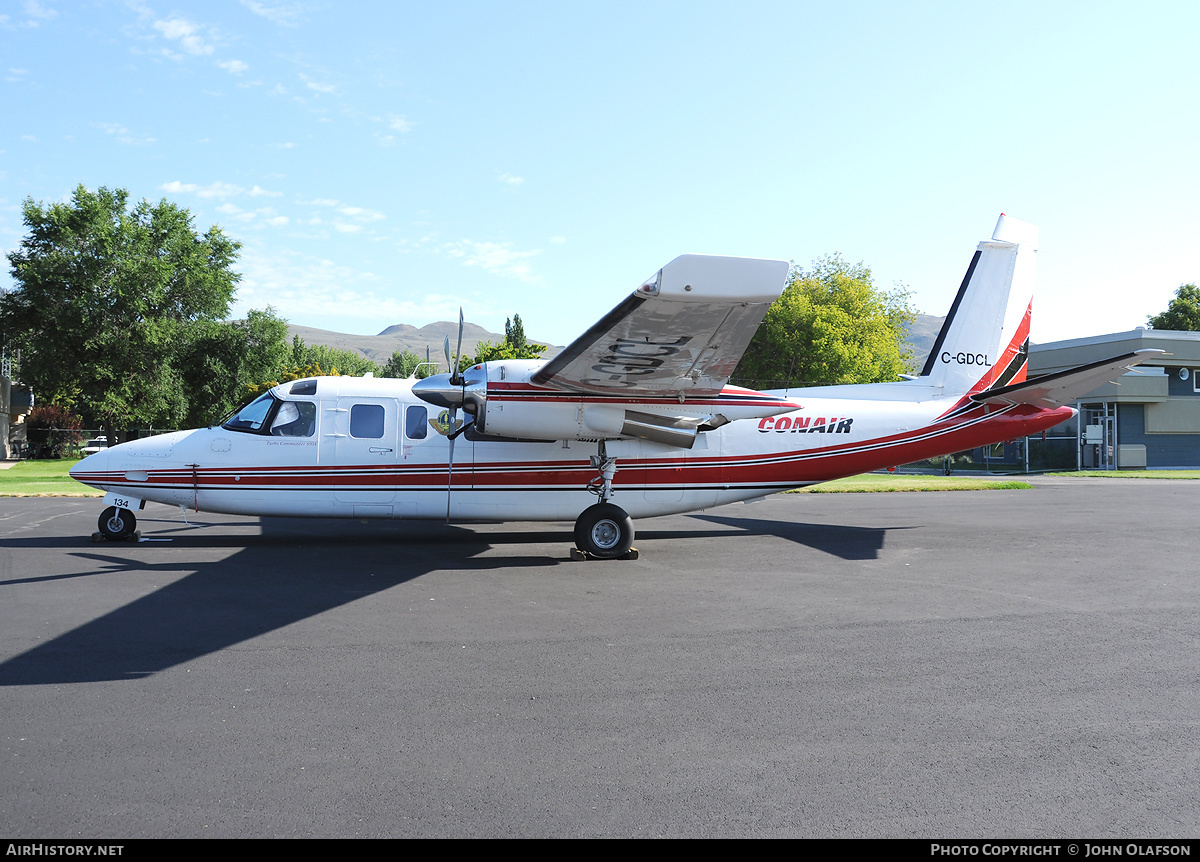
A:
94;506;138;542
572;442;637;560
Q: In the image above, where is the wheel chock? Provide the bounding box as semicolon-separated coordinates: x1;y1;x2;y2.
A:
90;530;141;543
569;547;640;561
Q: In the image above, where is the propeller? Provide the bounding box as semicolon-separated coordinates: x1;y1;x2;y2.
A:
444;309;465;522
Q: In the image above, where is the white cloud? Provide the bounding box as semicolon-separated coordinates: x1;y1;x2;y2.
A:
549;236;567;244
440;240;542;283
498;173;524;186
21;1;57;26
195;181;244;199
231;247;475;330
218;59;249;74
160;180;280;199
301;74;335;94
97;122;155;145
153;18;214;56
389;114;413;133
212;202;289;227
239;1;304;27
334;223;362;234
338;206;385;222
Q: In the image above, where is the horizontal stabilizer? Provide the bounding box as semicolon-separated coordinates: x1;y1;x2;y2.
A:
971;349;1165;407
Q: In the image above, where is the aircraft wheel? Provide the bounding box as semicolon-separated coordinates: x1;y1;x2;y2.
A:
574;503;634;559
98;506;137;540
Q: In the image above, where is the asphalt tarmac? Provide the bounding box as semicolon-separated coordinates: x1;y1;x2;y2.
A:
1;479;1197;838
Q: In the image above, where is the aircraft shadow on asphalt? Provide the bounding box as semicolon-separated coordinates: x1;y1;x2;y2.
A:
673;512;901;561
0;512;900;686
0;516;556;687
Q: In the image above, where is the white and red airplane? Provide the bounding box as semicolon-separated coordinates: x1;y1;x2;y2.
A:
70;215;1157;557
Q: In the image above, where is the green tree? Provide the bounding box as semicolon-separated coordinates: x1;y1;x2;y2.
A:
1148;283;1200;331
287;336;379;377
732;254;915;389
471;312;548;365
244;361;342;401
381;349;429;379
505;314;528;351
1;185;242;438
175;307;291;427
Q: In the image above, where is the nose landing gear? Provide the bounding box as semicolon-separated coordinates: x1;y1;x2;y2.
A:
94;506;138;542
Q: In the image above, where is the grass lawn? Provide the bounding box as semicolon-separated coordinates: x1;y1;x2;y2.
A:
0;459;103;496
789;474;1034;493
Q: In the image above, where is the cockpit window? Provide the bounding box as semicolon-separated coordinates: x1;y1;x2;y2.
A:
223;393;276;432
290;379;318;396
270;401;316;437
222;394;316;437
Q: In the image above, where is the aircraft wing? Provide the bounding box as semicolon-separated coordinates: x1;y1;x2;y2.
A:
531;254;790;397
971;349;1166;407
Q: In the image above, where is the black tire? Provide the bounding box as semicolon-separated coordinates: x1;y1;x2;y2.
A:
574;503;634;559
97;506;136;540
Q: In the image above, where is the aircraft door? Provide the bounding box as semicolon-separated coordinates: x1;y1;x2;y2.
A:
328;397;400;504
395;403;465;517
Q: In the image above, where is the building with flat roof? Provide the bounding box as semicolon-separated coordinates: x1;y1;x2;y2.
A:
1029;329;1200;469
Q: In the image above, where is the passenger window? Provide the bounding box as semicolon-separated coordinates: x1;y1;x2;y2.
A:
405;406;428;440
350;404;385;439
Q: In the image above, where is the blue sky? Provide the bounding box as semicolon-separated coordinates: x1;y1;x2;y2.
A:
3;0;1198;347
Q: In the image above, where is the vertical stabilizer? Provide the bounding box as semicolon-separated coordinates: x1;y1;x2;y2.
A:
920;213;1037;396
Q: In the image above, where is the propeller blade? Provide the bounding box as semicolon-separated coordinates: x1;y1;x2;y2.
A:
443;335;451;376
453;308;465;382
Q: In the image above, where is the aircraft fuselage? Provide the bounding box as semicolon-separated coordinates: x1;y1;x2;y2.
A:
70;373;1072;522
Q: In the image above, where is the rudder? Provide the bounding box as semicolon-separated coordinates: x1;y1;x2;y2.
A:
920;213;1037;397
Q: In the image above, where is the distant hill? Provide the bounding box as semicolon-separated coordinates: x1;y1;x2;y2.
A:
905;313;945;371
286;320;559;368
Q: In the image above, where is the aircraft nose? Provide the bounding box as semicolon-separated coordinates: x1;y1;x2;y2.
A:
70;447;110;483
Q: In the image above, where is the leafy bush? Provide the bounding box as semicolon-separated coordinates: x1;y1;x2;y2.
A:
26;404;84;458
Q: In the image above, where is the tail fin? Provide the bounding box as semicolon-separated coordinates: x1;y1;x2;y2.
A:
920;213;1037;397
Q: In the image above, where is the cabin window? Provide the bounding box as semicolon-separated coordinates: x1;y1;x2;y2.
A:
270;401;316;437
405;406;427;439
350;404;385;439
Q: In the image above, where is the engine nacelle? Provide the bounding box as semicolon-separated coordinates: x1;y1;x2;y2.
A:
412;359;798;449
